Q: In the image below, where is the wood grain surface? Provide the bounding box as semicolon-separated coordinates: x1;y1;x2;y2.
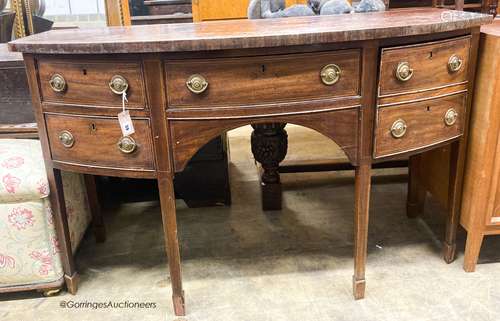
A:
379;36;471;97
8;8;492;54
374;93;466;158
45;113;155;171
169;108;359;172
38;58;147;109
165;50;361;108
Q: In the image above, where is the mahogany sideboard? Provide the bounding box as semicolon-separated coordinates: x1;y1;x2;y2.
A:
9;8;491;316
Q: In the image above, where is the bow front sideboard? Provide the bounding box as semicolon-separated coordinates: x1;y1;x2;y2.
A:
9;8;491;316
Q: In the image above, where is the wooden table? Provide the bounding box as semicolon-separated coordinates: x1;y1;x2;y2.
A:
9;8;491;316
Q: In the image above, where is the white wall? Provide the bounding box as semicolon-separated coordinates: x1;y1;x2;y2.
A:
44;0;106;16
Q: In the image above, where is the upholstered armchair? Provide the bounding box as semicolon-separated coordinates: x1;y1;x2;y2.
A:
0;138;92;295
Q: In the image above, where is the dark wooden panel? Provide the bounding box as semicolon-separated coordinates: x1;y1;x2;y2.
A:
166;50;360;108
379;36;471;97
374;93;466;158
170;108;359;172
38;58;147;109
0;12;15;44
45;113;155;171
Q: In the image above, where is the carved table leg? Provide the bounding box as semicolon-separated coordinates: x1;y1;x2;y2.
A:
84;175;106;243
48;168;79;294
407;155;426;218
158;172;185;316
251;123;288;211
353;163;371;300
444;140;465;263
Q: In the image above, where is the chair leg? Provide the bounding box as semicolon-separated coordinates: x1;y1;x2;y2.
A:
84;175;106;243
353;163;371;300
158;172;185;316
48;168;79;294
463;231;484;272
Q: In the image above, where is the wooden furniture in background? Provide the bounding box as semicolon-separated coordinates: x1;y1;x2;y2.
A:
0;44;36;133
105;0;131;26
460;20;500;272
192;0;309;22
0;11;15;43
390;0;497;16
10;9;490;316
132;0;193;24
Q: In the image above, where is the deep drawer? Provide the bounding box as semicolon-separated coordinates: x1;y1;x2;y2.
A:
374;93;466;158
165;50;361;108
45;113;155;171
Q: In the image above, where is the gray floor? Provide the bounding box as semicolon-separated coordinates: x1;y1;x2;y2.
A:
1;126;500;321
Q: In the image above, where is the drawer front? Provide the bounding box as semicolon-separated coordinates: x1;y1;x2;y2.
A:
379;37;470;97
374;93;466;158
165;50;361;108
38;59;147;109
45;114;155;171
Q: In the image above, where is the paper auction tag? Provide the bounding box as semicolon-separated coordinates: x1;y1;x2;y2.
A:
118;92;135;136
118;110;135;136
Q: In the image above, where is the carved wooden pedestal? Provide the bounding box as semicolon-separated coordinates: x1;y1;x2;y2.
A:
251;123;288;211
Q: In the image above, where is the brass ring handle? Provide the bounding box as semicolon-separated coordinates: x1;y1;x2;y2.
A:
395;62;414;82
58;130;74;148
186;74;208;94
444;108;458;126
117;136;137;154
448;55;463;73
390;119;407;138
320;64;341;86
109;75;129;95
49;74;67;93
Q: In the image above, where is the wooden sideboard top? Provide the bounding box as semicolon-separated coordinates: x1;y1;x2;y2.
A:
481;19;500;36
0;44;23;67
9;8;491;54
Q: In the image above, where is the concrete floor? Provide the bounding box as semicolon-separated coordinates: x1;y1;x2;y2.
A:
2;126;500;321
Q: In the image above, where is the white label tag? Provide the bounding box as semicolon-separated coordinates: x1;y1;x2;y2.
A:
118;110;135;136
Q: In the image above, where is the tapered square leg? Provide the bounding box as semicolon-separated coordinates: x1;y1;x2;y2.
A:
64;272;80;295
353;276;366;300
84;175;106;243
444;141;465;264
353;164;371;300
407;155;426;219
48;168;78;295
157;173;185;316
463;231;484;272
173;291;186;316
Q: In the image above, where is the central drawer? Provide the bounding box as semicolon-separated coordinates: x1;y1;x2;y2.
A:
165;50;361;108
45;113;155;171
